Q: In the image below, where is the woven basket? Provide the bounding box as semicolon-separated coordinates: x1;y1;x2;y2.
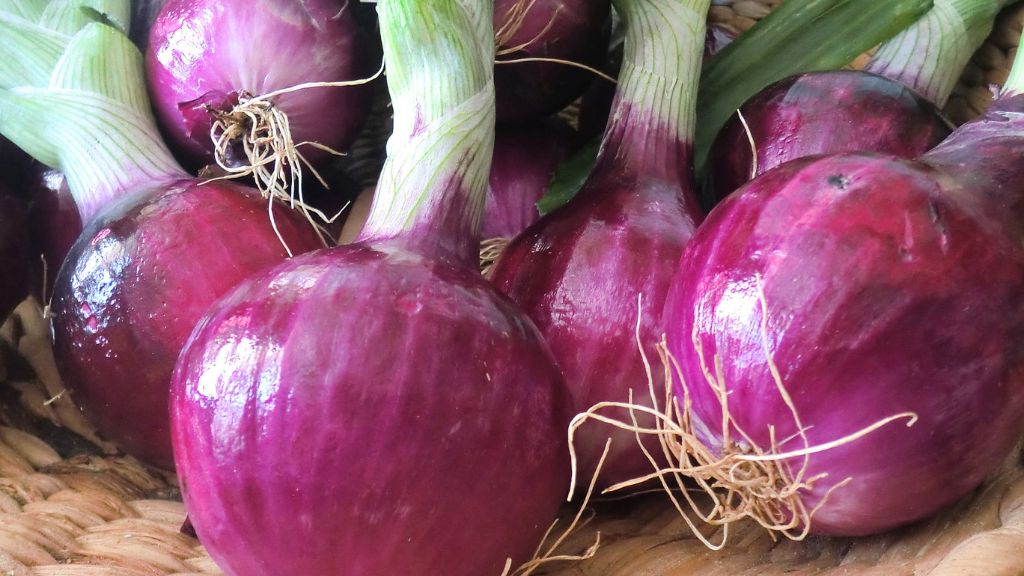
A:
3;2;1024;574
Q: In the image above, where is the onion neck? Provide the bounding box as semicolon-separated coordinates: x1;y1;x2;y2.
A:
356;0;495;266
591;0;708;208
865;0;1002;108
0;5;186;225
1003;31;1024;99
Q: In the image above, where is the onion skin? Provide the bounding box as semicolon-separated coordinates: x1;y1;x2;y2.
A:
484;118;576;239
171;243;569;575
665;107;1024;535
146;0;374;169
492;0;708;488
494;0;611;123
52;180;322;469
708;71;951;202
492;140;703;487
129;0;167;49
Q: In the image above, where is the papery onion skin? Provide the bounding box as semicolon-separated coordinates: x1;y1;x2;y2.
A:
53;180;322;469
707;71;951;203
145;0;374;169
494;0;611;123
171;243;569;575
664;146;1024;536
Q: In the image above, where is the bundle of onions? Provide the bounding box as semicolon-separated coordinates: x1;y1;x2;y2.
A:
0;1;323;468
171;1;570;574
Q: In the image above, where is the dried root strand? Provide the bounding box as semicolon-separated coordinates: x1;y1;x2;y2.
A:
493;0;617;84
479;237;512;278
495;0;546;53
568;289;918;549
736;108;759;180
499;441;610;576
203;66;384;254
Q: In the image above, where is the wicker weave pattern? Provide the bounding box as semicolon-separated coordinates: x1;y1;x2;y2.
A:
0;426;220;575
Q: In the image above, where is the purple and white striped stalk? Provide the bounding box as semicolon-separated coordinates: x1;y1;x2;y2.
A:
491;0;710;490
170;2;570;574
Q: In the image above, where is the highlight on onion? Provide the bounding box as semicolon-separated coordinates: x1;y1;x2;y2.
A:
0;2;324;468
491;0;708;490
648;43;1024;539
171;2;570;574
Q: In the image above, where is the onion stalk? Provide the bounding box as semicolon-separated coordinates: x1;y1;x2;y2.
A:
171;1;570;574
492;0;708;490
0;1;323;468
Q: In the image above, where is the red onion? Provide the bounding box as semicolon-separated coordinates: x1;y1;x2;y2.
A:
171;2;569;573
483;117;576;240
53;179;320;467
146;0;375;170
661;46;1024;538
0;12;323;468
495;0;611;123
706;0;1001;201
492;0;708;489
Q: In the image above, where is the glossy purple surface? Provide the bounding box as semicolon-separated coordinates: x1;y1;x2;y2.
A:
491;106;703;487
708;70;952;203
52;179;322;468
0;139;34;318
146;0;373;170
494;0;610;123
171;242;569;575
484;118;576;239
665;149;1024;536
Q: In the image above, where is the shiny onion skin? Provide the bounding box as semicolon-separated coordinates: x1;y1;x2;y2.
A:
146;0;374;169
492;0;708;489
707;71;951;203
483;118;576;239
494;0;611;123
170;2;569;573
171;244;569;575
664;97;1024;536
53;180;322;469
